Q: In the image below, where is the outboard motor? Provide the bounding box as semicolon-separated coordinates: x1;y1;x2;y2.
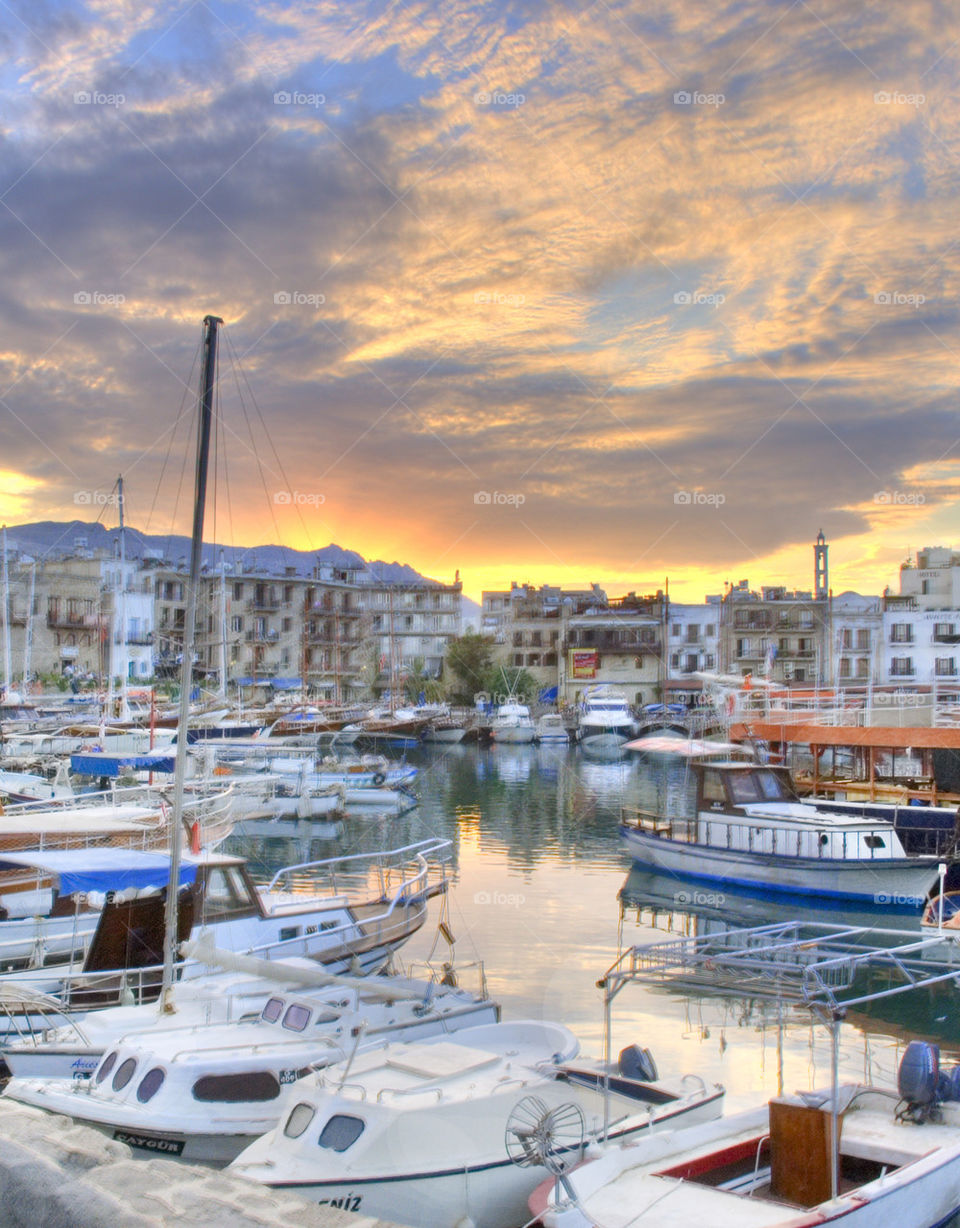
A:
898;1041;941;1122
618;1044;658;1084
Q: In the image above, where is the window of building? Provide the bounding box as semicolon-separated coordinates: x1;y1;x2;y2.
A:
891;623;913;643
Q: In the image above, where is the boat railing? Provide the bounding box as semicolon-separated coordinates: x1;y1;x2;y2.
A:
625;807;952;861
377;1084;444;1103
266;839;452;903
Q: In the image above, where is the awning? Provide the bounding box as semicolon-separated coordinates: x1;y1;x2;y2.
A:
269;677;302;690
0;849;198;896
71;750;176;776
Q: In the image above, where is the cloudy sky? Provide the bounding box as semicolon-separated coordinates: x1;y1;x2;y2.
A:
1;0;957;600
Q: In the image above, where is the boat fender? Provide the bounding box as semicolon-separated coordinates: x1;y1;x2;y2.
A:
618;1044;659;1083
372;772;386;786
898;1040;940;1115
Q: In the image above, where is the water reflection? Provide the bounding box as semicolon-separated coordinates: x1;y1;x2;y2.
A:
221;743;960;1112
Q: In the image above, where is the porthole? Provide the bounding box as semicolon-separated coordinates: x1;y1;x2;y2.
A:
96;1051;117;1084
112;1057;138;1092
136;1067;165;1103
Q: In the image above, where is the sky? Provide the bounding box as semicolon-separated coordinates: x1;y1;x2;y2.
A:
0;0;958;603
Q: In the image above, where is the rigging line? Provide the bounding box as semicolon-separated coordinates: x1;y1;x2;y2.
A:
221;329;290;564
223;329;317;561
142;336;201;540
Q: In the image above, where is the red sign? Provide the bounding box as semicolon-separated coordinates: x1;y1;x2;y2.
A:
572;651;598;679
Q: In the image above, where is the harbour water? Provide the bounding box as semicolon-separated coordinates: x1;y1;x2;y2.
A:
225;742;960;1120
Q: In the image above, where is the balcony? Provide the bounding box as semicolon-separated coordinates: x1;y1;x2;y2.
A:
47;611;98;630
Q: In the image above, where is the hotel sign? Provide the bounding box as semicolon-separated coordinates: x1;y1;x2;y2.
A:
572;651;598;679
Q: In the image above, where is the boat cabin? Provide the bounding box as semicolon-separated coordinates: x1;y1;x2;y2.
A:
694;763;800;814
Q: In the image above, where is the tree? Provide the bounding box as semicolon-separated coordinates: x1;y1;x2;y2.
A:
443;632;497;704
482;663;539;705
403;657;444;704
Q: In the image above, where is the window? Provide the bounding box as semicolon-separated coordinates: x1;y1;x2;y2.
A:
230;615;243;633
137;1068;166;1103
863;835;885;850
262;997;284;1023
891;623;913;644
701;771;726;804
318;1114;365;1152
96;1051;118;1084
856;629;871;650
839;657;851;678
282;1004;312;1032
284;1103;316;1139
936;658;956;677
112;1058;138;1092
671;623;681;636
891;657;914;677
233;583;244;600
729;775;761;804
192;1072;281;1102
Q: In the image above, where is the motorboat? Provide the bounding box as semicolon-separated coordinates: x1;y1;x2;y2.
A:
4;967;500;1163
620;760;944;905
229;1020;723;1227
534;714;570;744
490;699;536;743
577;687;636;748
533;923;960;1228
0;837;452;1035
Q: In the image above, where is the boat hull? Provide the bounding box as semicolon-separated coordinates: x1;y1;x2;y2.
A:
259;1090;722;1228
620;824;938;905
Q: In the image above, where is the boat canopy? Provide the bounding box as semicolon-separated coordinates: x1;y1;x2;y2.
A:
70;750;176;776
0;849;199;896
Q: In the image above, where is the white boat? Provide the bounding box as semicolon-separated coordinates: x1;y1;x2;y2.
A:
620;760;942;905
534;714;570;744
577;686;636;747
4;969;500;1163
229;1020;724;1227
490;699;536;743
0;837;452;1034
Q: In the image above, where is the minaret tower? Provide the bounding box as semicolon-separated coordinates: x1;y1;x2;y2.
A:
814;530;828;599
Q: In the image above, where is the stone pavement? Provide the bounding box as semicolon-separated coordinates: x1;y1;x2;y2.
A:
0;1099;400;1227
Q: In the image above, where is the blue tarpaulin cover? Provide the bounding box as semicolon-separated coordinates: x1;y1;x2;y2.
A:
0;848;198;896
70;750;177;776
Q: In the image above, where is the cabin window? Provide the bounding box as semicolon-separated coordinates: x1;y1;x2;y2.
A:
262;997;284;1023
282;1004;312;1032
318;1114;365;1152
279;926;300;942
192;1072;281;1103
755;771;786;801
96;1051;118;1084
112;1058;138;1092
284;1103;316;1139
728;775;760;804
202;866;255;917
864;835;885;850
701;772;726;804
137;1067;166;1103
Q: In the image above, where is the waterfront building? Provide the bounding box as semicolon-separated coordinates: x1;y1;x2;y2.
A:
560;592;666;707
481;582;607;692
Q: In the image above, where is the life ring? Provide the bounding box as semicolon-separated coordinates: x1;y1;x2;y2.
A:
372;771;386;786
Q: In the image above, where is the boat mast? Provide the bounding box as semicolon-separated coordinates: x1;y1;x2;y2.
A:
117;474;130;721
160;313;222;1011
21;559;35;691
1;525;11;697
218;549;227;702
